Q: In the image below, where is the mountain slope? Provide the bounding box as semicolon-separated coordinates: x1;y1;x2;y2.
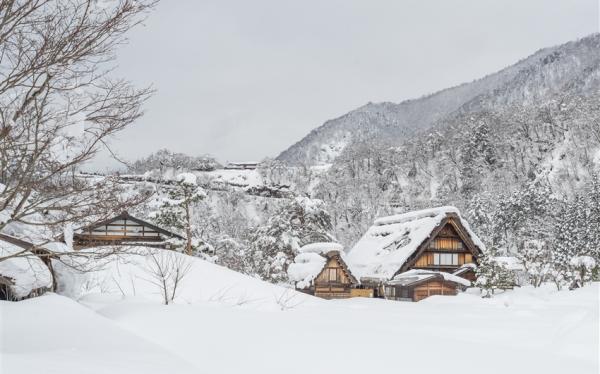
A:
277;34;600;166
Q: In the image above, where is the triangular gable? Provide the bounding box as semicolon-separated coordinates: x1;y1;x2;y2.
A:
347;207;485;280
396;214;483;276
77;212;184;239
316;251;358;285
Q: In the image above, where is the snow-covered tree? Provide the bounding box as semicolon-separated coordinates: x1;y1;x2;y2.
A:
154;173;206;255
246;197;334;283
584;173;600;260
518;240;552;287
568;256;597;289
475;251;516;297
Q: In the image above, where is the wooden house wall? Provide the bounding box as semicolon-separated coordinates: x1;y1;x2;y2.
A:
412;223;474;271
385;279;460;302
313;257;353;299
413;280;458;301
74;218;168;249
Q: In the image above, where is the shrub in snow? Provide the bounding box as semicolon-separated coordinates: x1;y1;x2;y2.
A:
568;256;596;288
141;251;193;305
475;251;516;297
518;240;552;288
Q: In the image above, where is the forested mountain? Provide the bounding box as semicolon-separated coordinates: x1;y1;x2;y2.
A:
277;34;600;166
127;34;600;284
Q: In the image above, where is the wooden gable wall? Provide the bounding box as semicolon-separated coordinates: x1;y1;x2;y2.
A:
401;216;481;274
82;217;163;241
314;257;353;285
313;256;355;299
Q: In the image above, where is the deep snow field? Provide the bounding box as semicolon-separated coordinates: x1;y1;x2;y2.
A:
1;249;598;374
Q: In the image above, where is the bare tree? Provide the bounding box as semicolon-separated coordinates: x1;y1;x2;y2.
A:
0;0;156;236
274;288;303;311
142;252;192;305
0;1;158;275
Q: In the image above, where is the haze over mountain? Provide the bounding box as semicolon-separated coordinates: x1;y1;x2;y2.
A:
277;34;600;166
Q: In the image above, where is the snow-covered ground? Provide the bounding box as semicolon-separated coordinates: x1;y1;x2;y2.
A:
1;251;598;374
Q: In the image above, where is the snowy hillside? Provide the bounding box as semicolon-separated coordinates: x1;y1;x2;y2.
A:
278;34;600;166
56;247;317;309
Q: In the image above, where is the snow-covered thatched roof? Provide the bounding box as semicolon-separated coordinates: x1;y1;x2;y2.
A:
347;206;484;280
0;235;52;299
387;269;471;288
287;242;354;289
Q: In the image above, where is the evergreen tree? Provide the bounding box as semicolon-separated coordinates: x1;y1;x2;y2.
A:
460;117;497;197
475;250;516;297
246;197;334;283
585;172;600;260
155;173;206;255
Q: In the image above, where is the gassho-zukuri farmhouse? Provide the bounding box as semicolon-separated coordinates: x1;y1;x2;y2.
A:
288;206;485;302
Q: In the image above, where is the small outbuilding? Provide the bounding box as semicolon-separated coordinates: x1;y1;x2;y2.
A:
288;242;362;299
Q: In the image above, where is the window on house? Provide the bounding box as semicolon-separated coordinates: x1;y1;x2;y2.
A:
385;287;395;297
433;253;458;266
328;268;338;282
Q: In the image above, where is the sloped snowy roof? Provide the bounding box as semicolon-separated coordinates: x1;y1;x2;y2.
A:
287;252;326;289
452;263;477;276
0;236;52;298
298;242;343;255
388;269;471;288
347;206;484;280
288;242;354;289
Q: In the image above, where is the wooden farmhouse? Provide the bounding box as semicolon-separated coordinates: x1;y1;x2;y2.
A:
72;211;184;250
288;242;374;299
345;206;484;301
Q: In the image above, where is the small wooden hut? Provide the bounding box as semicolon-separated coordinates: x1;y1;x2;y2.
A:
288;242;362;299
73;211;184;250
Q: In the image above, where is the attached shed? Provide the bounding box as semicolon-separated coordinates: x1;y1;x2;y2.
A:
385;270;471;302
72;211;184;250
288;242;361;299
452;263;478;282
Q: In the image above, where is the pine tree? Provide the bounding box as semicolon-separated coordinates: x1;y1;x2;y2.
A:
154;173;206;255
585;172;600;260
460;117;497;197
246;197;334;283
475;250;516;297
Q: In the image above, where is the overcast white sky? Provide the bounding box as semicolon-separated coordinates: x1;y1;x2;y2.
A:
93;0;599;170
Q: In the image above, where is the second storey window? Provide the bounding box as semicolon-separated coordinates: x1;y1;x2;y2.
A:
433;253;458;266
328;268;338;282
